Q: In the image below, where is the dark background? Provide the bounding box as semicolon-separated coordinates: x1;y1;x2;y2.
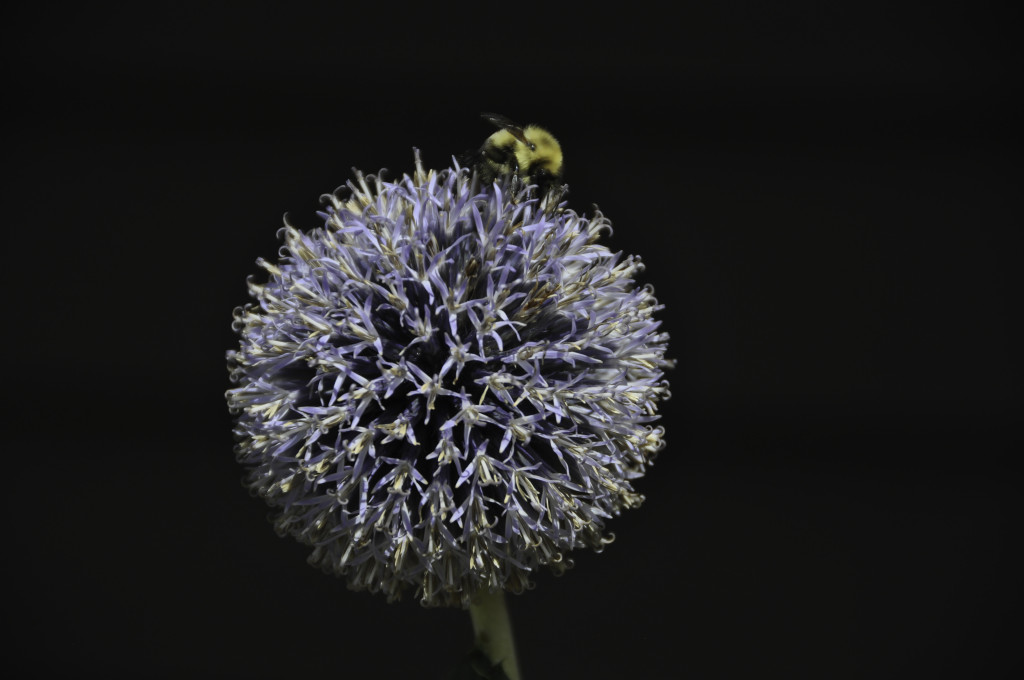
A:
3;2;1017;678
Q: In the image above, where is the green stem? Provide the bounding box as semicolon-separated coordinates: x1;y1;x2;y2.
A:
469;589;521;680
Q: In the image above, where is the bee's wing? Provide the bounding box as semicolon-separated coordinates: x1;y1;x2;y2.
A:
481;112;519;129
480;112;529;145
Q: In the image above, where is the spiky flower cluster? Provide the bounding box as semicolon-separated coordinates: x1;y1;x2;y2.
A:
226;154;671;607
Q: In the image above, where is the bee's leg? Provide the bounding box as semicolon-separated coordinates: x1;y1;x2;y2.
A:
510;162;524;198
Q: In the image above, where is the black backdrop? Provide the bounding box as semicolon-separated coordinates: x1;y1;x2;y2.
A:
4;2;1017;678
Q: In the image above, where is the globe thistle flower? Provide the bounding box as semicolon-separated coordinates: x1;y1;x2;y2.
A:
226;152;671;609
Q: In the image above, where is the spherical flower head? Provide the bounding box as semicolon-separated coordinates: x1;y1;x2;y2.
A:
226;153;672;607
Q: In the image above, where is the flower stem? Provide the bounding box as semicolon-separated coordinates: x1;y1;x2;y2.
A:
469;589;521;680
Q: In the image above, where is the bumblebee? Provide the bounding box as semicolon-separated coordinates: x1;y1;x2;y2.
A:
463;113;565;199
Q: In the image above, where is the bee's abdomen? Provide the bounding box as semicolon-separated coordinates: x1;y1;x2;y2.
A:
473;141;518;185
